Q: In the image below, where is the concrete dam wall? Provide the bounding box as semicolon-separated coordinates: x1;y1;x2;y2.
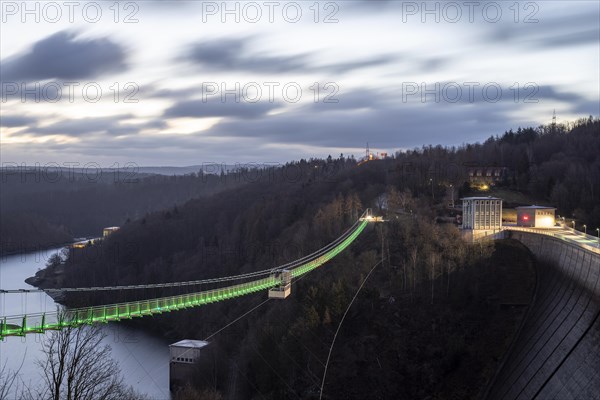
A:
487;231;600;400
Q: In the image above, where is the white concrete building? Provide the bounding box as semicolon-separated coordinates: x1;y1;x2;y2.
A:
461;196;503;230
169;339;209;364
169;339;210;391
516;206;556;228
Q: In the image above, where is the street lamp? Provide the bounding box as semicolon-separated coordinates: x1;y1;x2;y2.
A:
596;228;599;243
583;224;587;235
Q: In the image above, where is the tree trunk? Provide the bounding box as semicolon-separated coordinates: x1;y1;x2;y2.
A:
447;265;450;297
431;264;435;305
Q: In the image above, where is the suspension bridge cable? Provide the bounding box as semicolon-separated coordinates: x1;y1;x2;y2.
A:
204;298;272;341
1;213;372;338
1;218;363;294
319;257;386;400
1;220;367;322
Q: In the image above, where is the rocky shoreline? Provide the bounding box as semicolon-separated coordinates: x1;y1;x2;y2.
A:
25;265;67;302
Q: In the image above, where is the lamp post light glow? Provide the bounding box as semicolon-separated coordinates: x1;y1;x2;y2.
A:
596;228;599;243
583;224;587;235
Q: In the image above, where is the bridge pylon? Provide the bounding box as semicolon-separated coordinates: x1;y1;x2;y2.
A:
268;269;292;299
360;208;385;222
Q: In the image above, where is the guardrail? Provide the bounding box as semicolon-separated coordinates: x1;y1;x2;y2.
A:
0;219;369;339
502;226;600;255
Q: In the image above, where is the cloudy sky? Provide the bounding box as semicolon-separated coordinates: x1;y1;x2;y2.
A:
1;1;599;166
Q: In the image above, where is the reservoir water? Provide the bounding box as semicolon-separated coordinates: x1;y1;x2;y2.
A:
0;247;171;399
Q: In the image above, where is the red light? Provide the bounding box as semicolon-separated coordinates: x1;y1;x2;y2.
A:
523;215;529;220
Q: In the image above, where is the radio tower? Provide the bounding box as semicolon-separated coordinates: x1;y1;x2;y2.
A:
551;109;557;132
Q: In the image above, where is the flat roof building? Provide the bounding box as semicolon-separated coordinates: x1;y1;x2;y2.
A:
516;206;556;228
169;339;210;391
461;196;503;231
170;339;209;364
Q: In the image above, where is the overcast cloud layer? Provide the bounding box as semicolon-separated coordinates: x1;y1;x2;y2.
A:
1;1;598;165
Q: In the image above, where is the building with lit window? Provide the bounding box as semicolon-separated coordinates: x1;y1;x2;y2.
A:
103;226;120;237
460;196;503;241
461;196;503;230
467;166;508;184
516;206;556;228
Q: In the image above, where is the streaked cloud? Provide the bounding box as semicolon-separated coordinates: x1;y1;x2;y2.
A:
0;115;38;127
24;114;146;137
164;98;280;119
182;36;395;75
1;31;127;82
1;1;598;165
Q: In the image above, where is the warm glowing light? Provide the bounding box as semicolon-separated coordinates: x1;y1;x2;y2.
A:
537;216;555;228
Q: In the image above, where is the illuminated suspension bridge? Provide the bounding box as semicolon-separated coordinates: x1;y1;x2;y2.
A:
1;211;380;339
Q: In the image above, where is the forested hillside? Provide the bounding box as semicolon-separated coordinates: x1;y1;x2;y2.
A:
56;155;534;399
4;116;597;256
31;116;598;398
1;169;248;254
396;116;599;227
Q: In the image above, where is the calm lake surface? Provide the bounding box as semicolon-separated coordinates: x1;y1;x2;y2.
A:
0;246;171;399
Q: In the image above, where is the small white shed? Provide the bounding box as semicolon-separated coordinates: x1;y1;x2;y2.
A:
169;339;209;364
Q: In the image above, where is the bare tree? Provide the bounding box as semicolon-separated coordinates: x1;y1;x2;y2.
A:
0;354;33;400
386;186;414;214
33;322;140;400
1;361;20;399
409;246;418;302
478;238;495;259
427;252;440;305
398;188;413;212
173;385;223;400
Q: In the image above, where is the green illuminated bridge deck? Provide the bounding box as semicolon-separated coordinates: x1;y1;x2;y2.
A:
1;217;370;339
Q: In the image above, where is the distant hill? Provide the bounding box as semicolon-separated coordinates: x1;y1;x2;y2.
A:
0;167;249;248
136;164;280;176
